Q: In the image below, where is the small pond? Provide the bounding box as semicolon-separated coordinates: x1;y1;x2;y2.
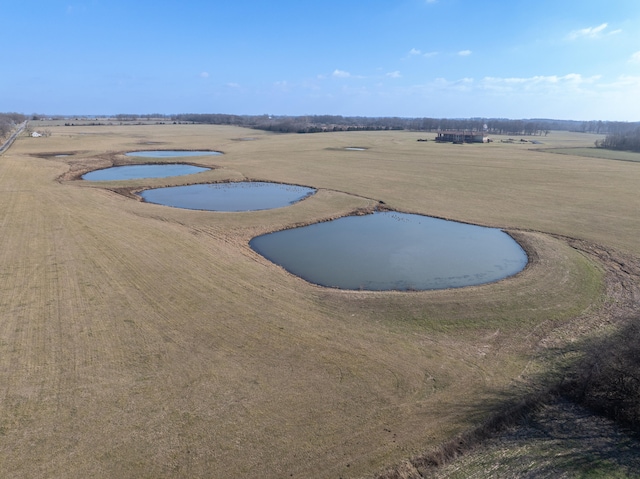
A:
250;211;527;291
125;150;222;158
139;182;316;212
82;164;210;181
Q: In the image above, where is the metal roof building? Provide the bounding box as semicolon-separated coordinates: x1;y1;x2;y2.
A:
435;130;488;143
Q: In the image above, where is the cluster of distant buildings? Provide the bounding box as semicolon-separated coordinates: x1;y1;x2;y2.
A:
435;130;490;143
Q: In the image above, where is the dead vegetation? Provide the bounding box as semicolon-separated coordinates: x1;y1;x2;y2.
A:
0;125;638;478
561;318;640;431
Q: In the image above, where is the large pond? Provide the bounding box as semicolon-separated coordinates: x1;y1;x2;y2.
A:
139;182;316;212
82;164;210;181
125;150;222;158
250;212;527;291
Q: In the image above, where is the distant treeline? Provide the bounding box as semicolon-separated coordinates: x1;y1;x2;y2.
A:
0;112;27;138
595;127;640;152
171;113;640;136
17;111;640;138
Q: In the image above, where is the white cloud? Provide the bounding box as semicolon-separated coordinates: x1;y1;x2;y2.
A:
407;48;438;59
567;23;616;40
602;75;640;89
458;50;472;56
391;72;639;120
629;51;640;63
429;77;474;91
481;73;601;92
332;69;351;78
226;82;240;88
386;71;402;78
199;72;209;78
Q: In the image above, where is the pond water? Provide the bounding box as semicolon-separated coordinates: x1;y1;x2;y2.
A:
250;212;527;291
139;182;316;212
125;150;222;158
82;164;210;181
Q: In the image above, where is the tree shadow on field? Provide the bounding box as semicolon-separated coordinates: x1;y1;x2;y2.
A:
377;316;640;479
456;396;640;479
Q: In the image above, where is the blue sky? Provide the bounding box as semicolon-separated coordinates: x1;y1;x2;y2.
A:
2;0;640;120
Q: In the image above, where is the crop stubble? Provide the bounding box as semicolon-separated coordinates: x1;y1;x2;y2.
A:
0;125;637;478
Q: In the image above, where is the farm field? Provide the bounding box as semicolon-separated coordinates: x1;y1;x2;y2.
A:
1;124;639;478
541;146;640;163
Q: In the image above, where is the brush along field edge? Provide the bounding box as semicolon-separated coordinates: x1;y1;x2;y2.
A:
0;125;634;478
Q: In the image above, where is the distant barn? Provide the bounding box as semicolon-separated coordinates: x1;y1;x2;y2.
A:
435;130;488;143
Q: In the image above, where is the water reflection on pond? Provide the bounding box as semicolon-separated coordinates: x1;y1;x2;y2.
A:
82;164;210;181
125;150;222;158
139;182;316;212
250;211;527;291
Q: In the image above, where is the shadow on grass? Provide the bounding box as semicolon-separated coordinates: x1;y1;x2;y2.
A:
377;316;640;479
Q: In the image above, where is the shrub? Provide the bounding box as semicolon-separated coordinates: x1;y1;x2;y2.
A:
561;317;640;431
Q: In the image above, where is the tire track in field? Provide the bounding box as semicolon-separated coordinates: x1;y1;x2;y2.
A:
0;156;176;433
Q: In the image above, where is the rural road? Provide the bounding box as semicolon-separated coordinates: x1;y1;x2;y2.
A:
0;120;27;155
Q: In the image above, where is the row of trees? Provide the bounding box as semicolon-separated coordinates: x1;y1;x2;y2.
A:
113;113;173;121
171;113;640;136
15;111;640;139
595;127;640;152
0;112;27;139
577;120;640;135
174;114;540;134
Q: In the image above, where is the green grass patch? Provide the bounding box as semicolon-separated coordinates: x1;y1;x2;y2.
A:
542;147;640;163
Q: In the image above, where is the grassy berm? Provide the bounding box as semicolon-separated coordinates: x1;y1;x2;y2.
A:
1;124;639;478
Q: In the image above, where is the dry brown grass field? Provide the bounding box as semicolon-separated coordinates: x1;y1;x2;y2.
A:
1;124;638;478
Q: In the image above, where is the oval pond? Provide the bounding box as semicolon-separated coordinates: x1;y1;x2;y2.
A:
139;182;316;212
82;164;210;181
126;150;222;158
250;211;528;291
